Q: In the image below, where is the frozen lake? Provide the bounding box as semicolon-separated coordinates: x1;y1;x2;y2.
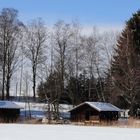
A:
0;124;139;140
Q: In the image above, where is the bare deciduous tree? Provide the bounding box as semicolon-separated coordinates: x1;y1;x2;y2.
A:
0;8;23;100
23;18;47;101
81;27;104;101
52;20;73;118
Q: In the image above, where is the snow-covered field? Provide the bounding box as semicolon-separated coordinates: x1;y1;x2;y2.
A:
0;124;139;140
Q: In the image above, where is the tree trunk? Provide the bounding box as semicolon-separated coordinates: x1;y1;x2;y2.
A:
2;53;6;100
2;64;5;100
6;76;10;100
48;99;51;124
32;65;36;101
2;40;6;100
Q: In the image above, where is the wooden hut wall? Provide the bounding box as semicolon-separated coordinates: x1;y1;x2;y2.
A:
99;111;119;121
0;108;20;123
71;104;99;122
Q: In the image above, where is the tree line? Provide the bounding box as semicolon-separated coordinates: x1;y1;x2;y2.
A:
0;8;139;116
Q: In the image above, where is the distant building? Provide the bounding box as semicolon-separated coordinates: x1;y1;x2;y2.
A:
0;101;22;122
69;102;121;123
120;109;130;118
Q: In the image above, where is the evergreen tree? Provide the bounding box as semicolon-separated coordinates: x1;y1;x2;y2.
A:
108;10;140;116
37;71;71;104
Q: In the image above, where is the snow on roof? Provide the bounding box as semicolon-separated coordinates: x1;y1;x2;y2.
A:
0;101;23;109
69;102;121;112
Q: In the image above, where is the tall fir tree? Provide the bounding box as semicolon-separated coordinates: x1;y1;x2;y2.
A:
108;10;140;116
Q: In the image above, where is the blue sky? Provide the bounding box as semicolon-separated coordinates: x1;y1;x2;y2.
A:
0;0;140;29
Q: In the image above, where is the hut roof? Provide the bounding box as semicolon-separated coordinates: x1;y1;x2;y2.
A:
69;102;121;112
0;101;22;109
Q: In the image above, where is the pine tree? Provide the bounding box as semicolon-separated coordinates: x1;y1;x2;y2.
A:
109;10;140;116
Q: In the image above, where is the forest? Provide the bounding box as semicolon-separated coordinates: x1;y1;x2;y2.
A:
0;8;140;117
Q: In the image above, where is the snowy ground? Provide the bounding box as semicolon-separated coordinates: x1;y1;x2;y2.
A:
15;102;72;119
0;124;139;140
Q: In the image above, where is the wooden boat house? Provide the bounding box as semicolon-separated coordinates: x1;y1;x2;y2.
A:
69;102;121;123
0;101;22;123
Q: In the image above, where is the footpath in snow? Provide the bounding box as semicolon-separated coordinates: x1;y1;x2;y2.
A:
0;124;139;140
